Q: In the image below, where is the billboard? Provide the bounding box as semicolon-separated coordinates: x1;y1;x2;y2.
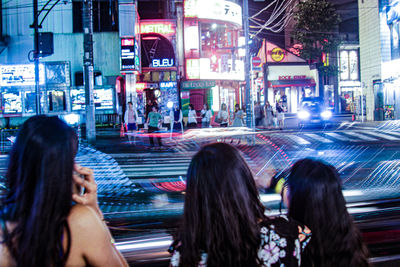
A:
184;0;242;26
120;38;141;73
0;64;45;87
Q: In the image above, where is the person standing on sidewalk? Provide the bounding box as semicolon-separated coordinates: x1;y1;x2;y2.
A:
276;102;285;130
124;101;138;144
216;103;229;127
254;101;264;127
147;106;163;147
187;104;198;128
264;101;274;129
232;104;244;127
201;104;212;128
170;104;183;133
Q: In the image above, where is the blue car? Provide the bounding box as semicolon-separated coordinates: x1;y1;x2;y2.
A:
297;97;333;127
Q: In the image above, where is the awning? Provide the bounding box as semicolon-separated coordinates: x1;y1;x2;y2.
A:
268;79;316;88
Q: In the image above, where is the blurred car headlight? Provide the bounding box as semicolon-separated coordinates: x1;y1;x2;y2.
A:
62;114;80;126
298;110;310;120
321;110;332;119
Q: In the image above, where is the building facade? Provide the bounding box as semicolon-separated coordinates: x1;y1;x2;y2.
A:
181;0;245;119
263;42;319;113
359;0;400;120
1;0;124;126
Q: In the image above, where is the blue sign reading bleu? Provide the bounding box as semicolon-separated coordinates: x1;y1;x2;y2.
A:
152;58;174;68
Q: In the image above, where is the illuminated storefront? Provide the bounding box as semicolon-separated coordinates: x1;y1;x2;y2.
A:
136;19;178;118
0;62;117;121
338;46;361;114
380;0;400;120
264;42;318;113
182;0;244;114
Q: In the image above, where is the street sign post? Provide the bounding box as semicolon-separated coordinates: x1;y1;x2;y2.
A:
252;56;261;67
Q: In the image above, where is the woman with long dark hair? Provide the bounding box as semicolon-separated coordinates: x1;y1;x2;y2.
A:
169;143;311;267
285;159;370;267
188;104;198;128
0;115;127;267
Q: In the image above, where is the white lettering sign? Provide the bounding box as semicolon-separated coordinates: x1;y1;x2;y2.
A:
184;0;242;26
0;64;45;86
152;58;174;68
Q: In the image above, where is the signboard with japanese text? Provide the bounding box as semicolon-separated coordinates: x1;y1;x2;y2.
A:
120;38;141;73
0;64;45;87
184;0;242;26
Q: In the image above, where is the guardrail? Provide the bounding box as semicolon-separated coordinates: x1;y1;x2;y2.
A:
95;114;120;125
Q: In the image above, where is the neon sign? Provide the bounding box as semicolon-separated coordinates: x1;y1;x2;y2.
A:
152;58;174;68
160;81;177;89
121;38;134;46
140;22;176;35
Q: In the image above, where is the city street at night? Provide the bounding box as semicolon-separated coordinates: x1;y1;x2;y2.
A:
1;0;400;266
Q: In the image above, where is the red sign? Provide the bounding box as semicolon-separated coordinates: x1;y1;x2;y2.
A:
121;38;134;46
252;56;262;67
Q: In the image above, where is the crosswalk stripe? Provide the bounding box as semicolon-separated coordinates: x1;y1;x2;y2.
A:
286;135;311;145
341;131;378;141
381;131;400;138
362;131;399;141
304;133;333;143
324;132;352;141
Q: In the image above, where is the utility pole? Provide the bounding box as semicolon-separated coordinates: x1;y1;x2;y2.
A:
243;0;253;129
33;0;41;114
83;0;96;143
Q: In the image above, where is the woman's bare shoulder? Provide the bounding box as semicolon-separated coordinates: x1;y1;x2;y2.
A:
68;204;102;230
0;222;16;267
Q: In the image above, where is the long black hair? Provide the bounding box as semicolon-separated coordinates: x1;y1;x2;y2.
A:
179;143;265;267
287;158;370;267
1;115;78;267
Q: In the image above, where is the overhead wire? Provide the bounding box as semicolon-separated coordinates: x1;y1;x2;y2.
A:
250;0;296;36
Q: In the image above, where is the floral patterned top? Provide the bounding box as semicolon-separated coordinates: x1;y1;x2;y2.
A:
169;215;311;267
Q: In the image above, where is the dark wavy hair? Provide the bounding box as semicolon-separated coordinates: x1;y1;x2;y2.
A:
178;143;265;267
287;158;370;267
1;115;78;267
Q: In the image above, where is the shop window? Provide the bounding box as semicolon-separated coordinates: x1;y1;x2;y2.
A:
143;72;151;82
152;72;160;82
48;91;66;112
171;71;176;81
73;1;118;33
200;22;237;57
163;71;171;81
3;91;22;114
24;91;37;113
